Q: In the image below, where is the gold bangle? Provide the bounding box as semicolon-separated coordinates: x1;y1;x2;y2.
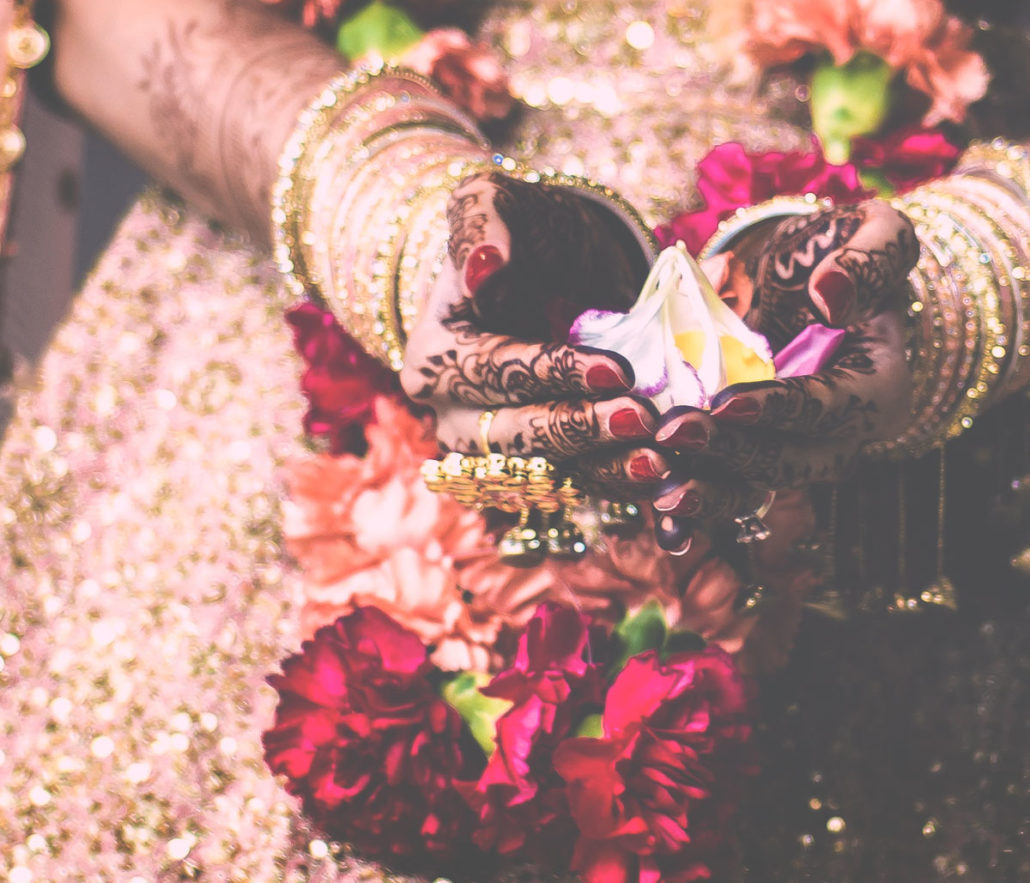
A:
698;193;833;260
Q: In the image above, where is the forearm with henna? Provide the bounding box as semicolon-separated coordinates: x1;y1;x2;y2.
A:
51;0;342;243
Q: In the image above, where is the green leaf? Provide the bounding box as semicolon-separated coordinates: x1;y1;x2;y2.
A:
809;50;893;164
441;671;512;758
336;1;424;62
574;713;604;739
610;599;668;674
662;629;707;659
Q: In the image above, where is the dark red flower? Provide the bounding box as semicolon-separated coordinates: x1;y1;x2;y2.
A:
656;141;873;254
257;0;349;29
402;28;513;122
553;648;755;883
851;126;960;192
263;606;479;865
285;303;396;454
458;603;606;863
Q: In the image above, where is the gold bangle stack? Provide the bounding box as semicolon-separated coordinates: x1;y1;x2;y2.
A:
271;63;492;371
871;141;1030;456
696;143;1030;459
271;65;658;375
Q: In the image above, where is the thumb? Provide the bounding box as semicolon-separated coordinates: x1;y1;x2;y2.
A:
808;200;917;327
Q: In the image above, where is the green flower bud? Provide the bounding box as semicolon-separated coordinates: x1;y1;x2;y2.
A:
810;51;893;164
336;1;424;62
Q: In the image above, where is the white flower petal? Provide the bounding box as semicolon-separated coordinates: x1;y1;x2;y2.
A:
569;244;775;412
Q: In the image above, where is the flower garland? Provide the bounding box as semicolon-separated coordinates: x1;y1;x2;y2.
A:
264;603;755;880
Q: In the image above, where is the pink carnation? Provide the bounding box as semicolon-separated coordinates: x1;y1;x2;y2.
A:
656;141;872;255
286;397;697;671
458;604;606;864
745;0;989;125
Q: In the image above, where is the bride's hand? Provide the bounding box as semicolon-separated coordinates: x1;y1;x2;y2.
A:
650;200;919;550
400;172;670;492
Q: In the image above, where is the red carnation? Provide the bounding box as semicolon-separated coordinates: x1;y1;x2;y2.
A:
402;28;514;122
459;603;607;864
263;606;479;866
553;648;755;883
851;126;960;192
285;303;396;454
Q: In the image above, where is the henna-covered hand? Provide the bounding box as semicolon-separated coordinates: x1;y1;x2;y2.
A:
651;199;918;538
746;200;918;349
401;172;662;491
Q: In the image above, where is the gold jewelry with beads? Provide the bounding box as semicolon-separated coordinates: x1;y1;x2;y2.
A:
0;1;48;252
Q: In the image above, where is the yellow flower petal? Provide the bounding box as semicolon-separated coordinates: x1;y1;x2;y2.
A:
719;335;776;387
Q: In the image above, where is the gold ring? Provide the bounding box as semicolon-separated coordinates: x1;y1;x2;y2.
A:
478;409;497;454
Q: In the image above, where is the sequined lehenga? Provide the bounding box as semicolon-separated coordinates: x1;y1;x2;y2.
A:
1;2;1027;880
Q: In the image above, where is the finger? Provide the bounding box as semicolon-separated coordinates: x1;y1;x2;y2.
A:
750;207;867;348
653;513;695;556
653;474;765;522
700;424;862;489
400;335;635;407
654;405;715;451
809;200;918;326
575;446;671;500
446;174;511;273
437;396;657;458
707;314;911;440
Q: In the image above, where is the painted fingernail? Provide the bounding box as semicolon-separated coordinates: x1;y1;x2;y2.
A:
610;409;652;440
656;514;693;554
654;486;687;513
656;419;709;450
711;396;760;423
812;269;855;325
674;491;702;517
629;455;662;481
464;244;504;294
586;364;632;392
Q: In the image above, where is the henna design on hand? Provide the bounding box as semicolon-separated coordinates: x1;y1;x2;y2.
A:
527;402;599;458
832;221;918;317
446;188;489;267
405;339;590;406
749;207;865;349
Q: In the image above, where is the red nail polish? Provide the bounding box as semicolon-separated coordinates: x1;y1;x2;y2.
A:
674;491;702;517
711;397;760;423
812;270;855;325
657;420;709;450
629;455;661;481
465;245;504;294
586;364;631;392
610;409;651;440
